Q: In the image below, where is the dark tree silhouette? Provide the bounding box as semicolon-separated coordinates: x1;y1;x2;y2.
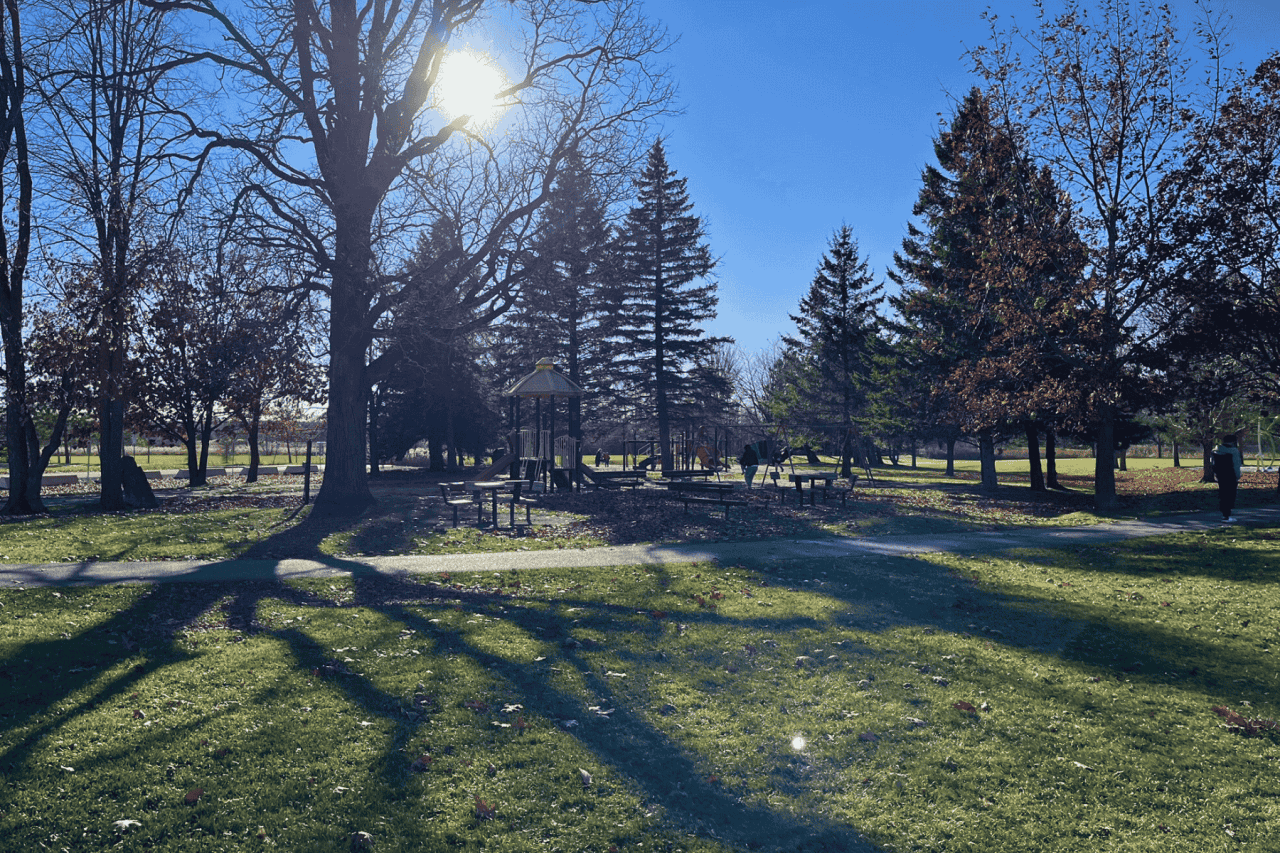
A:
612;140;728;473
143;0;673;517
0;1;71;515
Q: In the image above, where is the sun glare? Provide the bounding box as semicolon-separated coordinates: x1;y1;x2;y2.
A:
434;49;508;131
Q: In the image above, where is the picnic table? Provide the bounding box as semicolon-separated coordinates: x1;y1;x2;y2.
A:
659;479;747;518
787;472;853;506
471;480;508;525
468;480;539;528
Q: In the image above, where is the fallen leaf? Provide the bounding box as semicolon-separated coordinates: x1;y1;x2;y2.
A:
350;830;373;850
184;788;203;805
112;819;142;833
474;794;496;820
132;709;145;719
953;701;978;714
410;754;432;772
579;768;592;788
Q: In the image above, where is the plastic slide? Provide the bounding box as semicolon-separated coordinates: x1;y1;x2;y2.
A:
475;451;517;482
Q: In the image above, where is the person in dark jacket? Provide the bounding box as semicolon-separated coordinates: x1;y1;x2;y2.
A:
1211;434;1243;523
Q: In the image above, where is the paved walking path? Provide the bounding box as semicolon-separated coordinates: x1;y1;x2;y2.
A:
2;506;1278;589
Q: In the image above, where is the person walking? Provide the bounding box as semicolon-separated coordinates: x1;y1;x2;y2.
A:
1212;434;1243;522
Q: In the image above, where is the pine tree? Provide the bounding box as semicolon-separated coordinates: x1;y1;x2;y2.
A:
780;226;884;478
613;140;729;473
500;151;619;440
890;88;1091;492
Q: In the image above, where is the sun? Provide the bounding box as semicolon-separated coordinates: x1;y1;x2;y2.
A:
434;49;509;131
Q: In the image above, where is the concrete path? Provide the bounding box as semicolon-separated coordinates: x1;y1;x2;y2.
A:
2;506;1278;589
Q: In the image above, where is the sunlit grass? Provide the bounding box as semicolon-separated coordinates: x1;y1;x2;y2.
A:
4;527;1280;850
0;506;302;563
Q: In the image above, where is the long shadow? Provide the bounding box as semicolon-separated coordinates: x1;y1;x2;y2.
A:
0;507;881;851
9;487;1274;850
754;532;1280;701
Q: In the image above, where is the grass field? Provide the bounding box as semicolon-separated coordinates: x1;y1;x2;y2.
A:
43;453;325;475
3;525;1280;851
2;464;1279;851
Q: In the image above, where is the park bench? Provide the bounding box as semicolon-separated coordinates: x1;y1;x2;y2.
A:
438;482;478;527
661;481;746;519
673;493;748;520
589;470;647;489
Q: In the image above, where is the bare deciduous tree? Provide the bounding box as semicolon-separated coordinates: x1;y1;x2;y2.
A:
145;0;674;516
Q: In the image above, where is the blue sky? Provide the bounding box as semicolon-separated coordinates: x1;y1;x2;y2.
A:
642;0;1280;359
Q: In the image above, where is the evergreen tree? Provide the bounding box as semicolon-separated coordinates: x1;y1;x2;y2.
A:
378;218;498;471
613;140;728;472
777;226;884;477
890;88;1091;492
499;151;619;441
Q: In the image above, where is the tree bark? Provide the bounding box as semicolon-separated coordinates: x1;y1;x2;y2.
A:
1025;420;1045;492
244;408;261;483
945;437;956;477
311;283;375;517
979;432;998;493
1200;439;1216;483
1046;423;1061;490
1093;408;1118;509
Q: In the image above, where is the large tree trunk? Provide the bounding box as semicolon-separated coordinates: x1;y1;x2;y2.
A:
1046;423;1061;490
1093;407;1119;509
1200;439;1216;483
1025;420;1045;492
244;407;262;483
979;432;998;493
312;281;376;517
198;404;215;483
98;396;126;510
945;436;956;477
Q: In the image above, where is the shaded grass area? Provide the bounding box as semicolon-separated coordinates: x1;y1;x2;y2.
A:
4;526;1280;851
3;465;1276;566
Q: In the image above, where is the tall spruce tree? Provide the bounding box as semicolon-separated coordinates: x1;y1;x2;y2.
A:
781;226;884;478
613;140;728;473
500;151;618;441
890;88;1090;493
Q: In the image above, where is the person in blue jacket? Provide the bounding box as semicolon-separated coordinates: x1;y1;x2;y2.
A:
1211;434;1243;523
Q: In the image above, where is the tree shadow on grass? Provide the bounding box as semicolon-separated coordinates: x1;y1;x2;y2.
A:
7;501;1275;850
0;516;882;852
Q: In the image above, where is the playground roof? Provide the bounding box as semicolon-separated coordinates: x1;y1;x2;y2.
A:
505;357;586;398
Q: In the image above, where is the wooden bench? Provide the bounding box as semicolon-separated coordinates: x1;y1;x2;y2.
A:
438;482;478;527
673;494;748;520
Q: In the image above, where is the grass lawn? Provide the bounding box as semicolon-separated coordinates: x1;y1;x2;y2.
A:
5;462;1276;565
4;524;1280;851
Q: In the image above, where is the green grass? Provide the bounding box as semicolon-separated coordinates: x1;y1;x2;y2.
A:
5;526;1280;851
0;506;304;563
42;453;324;474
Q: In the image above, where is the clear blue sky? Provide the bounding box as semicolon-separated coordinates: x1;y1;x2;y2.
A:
642;0;1280;360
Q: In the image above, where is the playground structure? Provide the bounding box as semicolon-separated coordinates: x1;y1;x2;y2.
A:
495;358;586;491
601;422;874;485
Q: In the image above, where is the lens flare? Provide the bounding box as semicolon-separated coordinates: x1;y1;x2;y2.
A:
791;735;807;751
433;49;508;130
